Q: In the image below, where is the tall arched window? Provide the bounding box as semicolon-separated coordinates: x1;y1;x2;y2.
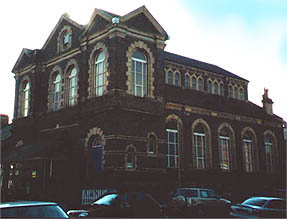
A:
234;87;238;99
126;147;136;169
239;88;244;100
191;76;197;90
23;82;30;117
147;134;156;154
68;67;77;106
53;73;61;111
193;124;207;169
198;78;204;91
242;130;257;173
175;72;180;87
132;50;147;97
207;80;212;93
219;83;224;96
167;71;173;85
90;135;103;172
95;51;105;96
264;137;273;173
218;127;232;171
213;82;218;95
184;74;190;88
166;118;180;168
228;85;233;98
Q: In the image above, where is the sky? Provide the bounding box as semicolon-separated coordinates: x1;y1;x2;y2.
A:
0;0;286;123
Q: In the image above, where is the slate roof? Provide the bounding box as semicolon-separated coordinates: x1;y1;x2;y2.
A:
164;51;248;82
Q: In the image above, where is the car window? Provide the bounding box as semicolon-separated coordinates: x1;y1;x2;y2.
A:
265;200;286;209
93;194;118;206
0;205;69;218
176;189;198;197
242;198;267;207
200;190;218;198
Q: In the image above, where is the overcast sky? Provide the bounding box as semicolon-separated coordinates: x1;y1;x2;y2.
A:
1;0;286;123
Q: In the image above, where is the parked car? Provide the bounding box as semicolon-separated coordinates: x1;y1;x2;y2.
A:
0;201;69;218
67;191;165;218
230;196;286;218
170;187;231;217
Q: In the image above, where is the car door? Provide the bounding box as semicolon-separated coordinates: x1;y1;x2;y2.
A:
263;199;287;218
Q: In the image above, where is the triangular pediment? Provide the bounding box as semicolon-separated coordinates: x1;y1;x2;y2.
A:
41;13;84;51
12;49;35;73
82;9;117;36
121;6;168;40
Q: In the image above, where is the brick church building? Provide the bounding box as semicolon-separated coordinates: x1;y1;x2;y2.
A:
1;6;285;207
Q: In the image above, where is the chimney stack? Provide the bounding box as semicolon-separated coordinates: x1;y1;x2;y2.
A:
262;88;273;115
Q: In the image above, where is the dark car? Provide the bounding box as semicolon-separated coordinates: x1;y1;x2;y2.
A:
0;201;69;218
170;188;231;217
230;197;286;218
67;192;165;218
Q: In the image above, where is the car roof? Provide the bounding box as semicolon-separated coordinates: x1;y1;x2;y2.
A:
0;201;58;208
177;188;213;190
246;197;285;201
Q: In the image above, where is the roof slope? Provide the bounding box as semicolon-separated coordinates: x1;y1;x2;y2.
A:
164;51;248;82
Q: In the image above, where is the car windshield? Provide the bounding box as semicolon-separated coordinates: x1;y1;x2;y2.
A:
242;198;267;207
200;190;218;198
92;194;118;206
0;205;69;218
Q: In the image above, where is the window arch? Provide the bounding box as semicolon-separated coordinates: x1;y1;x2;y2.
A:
175;72;181;87
167;71;173;85
88;135;103;172
218;123;236;171
132;49;147;97
191;76;197;90
88;42;109;98
57;25;72;53
241;127;258;173
207;80;212;93
95;51;106;96
18;78;31;117
219;83;224;96
264;130;278;174
234;86;238;99
68;67;77;106
166;114;183;168
184;74;190;88
198;77;204;91
126;41;155;98
147;133;157;155
228;84;233;98
53;73;61;111
126;145;136;169
213;81;219;95
239;87;244;100
192;119;212;169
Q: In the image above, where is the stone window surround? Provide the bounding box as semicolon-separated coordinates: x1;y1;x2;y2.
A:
47;65;64;112
64;59;79;107
125;144;137;170
264;129;278;174
126;41;155;99
57;25;72;53
18;75;31;118
88;42;109;98
146;132;158;155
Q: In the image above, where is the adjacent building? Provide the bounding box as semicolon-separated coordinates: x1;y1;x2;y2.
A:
1;6;285;207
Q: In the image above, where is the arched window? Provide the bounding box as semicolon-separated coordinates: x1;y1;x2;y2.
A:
95;51;105;96
23;82;30;117
132;50;147;97
264;136;273;173
242;130;257;173
218;128;232;171
191;76;197;90
175;72;180;87
219;83;224;96
90;135;103;172
167;71;173;85
239;88;244;100
166;118;180;168
126;147;136;169
68;67;77;106
207;80;212;93
53;73;61;111
193;124;207;169
234;87;238;99
184;74;190;88
63;31;70;47
147;134;156;154
213;82;218;94
228;85;233;98
198;78;204;91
